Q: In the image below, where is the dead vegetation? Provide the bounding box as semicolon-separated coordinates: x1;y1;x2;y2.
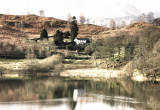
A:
0;14;108;44
24;55;63;75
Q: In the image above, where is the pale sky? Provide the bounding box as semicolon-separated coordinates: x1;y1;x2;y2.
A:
1;0;160;19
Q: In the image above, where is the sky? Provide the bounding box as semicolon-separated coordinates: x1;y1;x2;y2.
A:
1;0;160;19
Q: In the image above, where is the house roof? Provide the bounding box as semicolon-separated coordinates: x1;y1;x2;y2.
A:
75;38;90;40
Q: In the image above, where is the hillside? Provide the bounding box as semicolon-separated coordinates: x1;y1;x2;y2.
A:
0;14;108;43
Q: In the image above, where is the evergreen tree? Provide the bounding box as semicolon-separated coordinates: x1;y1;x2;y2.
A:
54;30;63;45
70;16;79;43
40;29;48;40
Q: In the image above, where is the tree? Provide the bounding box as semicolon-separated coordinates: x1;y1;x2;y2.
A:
66;13;72;29
121;21;127;28
137;12;154;23
125;41;135;61
109;19;116;30
79;13;85;24
137;13;146;22
146;12;154;23
86;18;90;24
40;29;48;40
70;16;79;43
39;10;45;17
67;13;72;22
114;32;127;62
153;18;160;26
54;30;63;45
134;26;160;77
50;20;58;27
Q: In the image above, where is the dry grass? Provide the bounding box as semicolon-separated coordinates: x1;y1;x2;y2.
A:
121;61;135;76
25;55;63;75
60;68;123;79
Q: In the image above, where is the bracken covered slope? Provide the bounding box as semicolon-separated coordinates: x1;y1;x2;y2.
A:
0;14;108;43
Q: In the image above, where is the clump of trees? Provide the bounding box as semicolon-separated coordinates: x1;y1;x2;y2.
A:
0;39;55;58
84;31;136;70
134;26;160;78
137;12;154;23
84;25;160;78
153;18;160;26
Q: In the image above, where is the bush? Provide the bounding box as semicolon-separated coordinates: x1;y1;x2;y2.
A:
40;29;48;40
66;44;75;50
84;45;94;55
25;55;63;75
54;30;63;45
25;44;37;59
50;20;58;27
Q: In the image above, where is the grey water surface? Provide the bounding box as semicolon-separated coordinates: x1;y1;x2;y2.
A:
0;77;159;110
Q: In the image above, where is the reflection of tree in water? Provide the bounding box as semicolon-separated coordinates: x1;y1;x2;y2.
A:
0;79;25;101
0;77;160;109
53;87;64;98
68;100;77;110
84;79;160;108
137;96;160;110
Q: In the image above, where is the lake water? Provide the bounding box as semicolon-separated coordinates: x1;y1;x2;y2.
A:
0;77;160;110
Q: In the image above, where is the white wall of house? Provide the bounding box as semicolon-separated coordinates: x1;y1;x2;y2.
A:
74;38;87;45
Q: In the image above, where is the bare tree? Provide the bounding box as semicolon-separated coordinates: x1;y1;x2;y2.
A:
8;9;10;15
86;18;90;24
109;19;116;30
137;13;146;22
121;21;127;28
27;12;30;15
79;13;86;24
137;12;154;23
66;13;72;29
146;12;154;23
39;10;45;17
67;13;72;22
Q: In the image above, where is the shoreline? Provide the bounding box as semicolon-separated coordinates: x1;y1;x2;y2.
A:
60;68;157;82
0;68;159;82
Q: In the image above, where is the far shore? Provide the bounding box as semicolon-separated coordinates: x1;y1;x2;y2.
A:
60;68;159;82
0;67;159;82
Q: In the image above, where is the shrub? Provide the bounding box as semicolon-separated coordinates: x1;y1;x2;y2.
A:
25;44;37;59
11;16;16;20
40;29;48;40
54;30;63;45
25;55;63;75
50;20;58;27
63;31;70;38
66;44;74;50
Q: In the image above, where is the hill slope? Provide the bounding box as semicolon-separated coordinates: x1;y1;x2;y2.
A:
0;14;108;42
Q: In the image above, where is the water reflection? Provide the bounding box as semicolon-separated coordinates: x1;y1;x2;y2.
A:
0;77;159;110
